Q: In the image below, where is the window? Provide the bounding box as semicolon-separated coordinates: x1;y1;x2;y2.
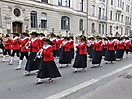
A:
125;28;128;35
41;13;47;28
91;5;95;16
110;26;112;34
0;9;2;27
98;7;101;19
42;0;48;3
61;16;70;30
110;11;112;20
30;11;37;28
79;0;83;11
99;24;101;34
121;27;123;35
79;19;83;31
92;23;95;34
122;2;124;10
117;0;120;7
102;25;104;34
58;0;62;6
65;0;70;7
110;0;113;5
121;15;123;23
115;13;117;21
118;14;120;21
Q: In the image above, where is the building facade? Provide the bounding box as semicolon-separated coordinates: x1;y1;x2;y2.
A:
0;0;131;36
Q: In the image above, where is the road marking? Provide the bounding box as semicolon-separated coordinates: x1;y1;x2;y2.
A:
45;63;132;99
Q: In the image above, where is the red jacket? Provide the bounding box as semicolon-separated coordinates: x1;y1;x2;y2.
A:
4;39;11;50
9;37;20;50
102;41;108;49
116;41;125;50
92;41;102;51
42;45;54;61
69;40;74;49
77;42;87;55
50;38;57;50
125;40;131;50
19;37;30;52
61;41;70;52
107;41;115;51
30;38;40;52
56;39;62;48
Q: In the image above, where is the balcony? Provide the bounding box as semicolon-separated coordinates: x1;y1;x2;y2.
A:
116;6;123;12
125;22;131;26
98;15;107;22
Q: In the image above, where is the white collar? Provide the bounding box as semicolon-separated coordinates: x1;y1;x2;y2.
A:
31;37;38;42
21;37;29;41
43;44;51;49
50;38;56;41
13;36;19;40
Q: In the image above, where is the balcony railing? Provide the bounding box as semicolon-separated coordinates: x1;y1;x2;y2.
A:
125;22;131;26
116;6;123;12
98;15;107;21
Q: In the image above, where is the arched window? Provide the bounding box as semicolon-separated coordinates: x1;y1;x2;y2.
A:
0;8;2;27
41;12;47;28
30;11;37;28
65;0;70;7
41;0;48;3
79;19;83;31
91;23;95;33
61;16;70;30
58;0;62;6
79;0;83;11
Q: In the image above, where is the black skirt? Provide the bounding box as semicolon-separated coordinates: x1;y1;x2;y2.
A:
37;60;61;79
130;46;132;52
56;48;61;57
70;48;74;60
116;49;124;59
25;52;40;72
105;50;116;61
86;46;91;55
102;48;107;56
92;50;102;64
89;48;93;58
59;50;71;64
73;53;87;68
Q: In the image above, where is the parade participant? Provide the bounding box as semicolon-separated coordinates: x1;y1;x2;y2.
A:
24;32;40;76
15;32;30;70
69;36;74;61
73;37;87;72
50;33;57;58
2;34;11;62
124;37;131;58
129;36;132;57
102;37;108;57
59;37;71;68
89;37;94;61
116;37;125;60
0;33;4;54
8;33;20;65
35;39;61;84
39;33;45;48
56;35;62;58
105;37;116;64
91;36;102;68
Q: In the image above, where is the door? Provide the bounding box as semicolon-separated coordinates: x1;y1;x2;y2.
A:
12;22;22;34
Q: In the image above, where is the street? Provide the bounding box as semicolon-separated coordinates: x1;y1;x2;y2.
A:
0;55;132;99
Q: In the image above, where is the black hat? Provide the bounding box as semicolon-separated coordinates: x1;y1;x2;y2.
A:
69;36;74;40
22;32;28;36
12;33;19;36
5;34;10;37
43;39;53;45
40;33;45;37
56;35;60;38
30;32;39;36
63;36;70;40
81;37;86;41
50;33;56;37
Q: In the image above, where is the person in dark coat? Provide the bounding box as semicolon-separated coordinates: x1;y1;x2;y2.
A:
35;39;61;84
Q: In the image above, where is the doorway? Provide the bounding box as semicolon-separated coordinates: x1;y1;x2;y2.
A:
12;22;22;34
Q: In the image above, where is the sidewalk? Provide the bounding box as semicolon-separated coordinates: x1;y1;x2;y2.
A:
77;70;132;99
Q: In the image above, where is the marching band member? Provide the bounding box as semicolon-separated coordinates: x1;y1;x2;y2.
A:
8;33;20;65
59;37;71;68
15;32;30;70
50;33;57;58
105;37;116;64
116;37;125;60
102;37;108;57
124;37;131;58
88;37;94;61
2;34;11;62
56;35;62;58
35;39;61;84
69;36;74;61
39;33;45;48
24;32;40;76
73;37;87;72
91;36;102;68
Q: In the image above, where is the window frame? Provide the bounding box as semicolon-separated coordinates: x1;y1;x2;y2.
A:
61;16;70;30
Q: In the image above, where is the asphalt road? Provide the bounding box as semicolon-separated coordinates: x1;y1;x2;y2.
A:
0;54;132;99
